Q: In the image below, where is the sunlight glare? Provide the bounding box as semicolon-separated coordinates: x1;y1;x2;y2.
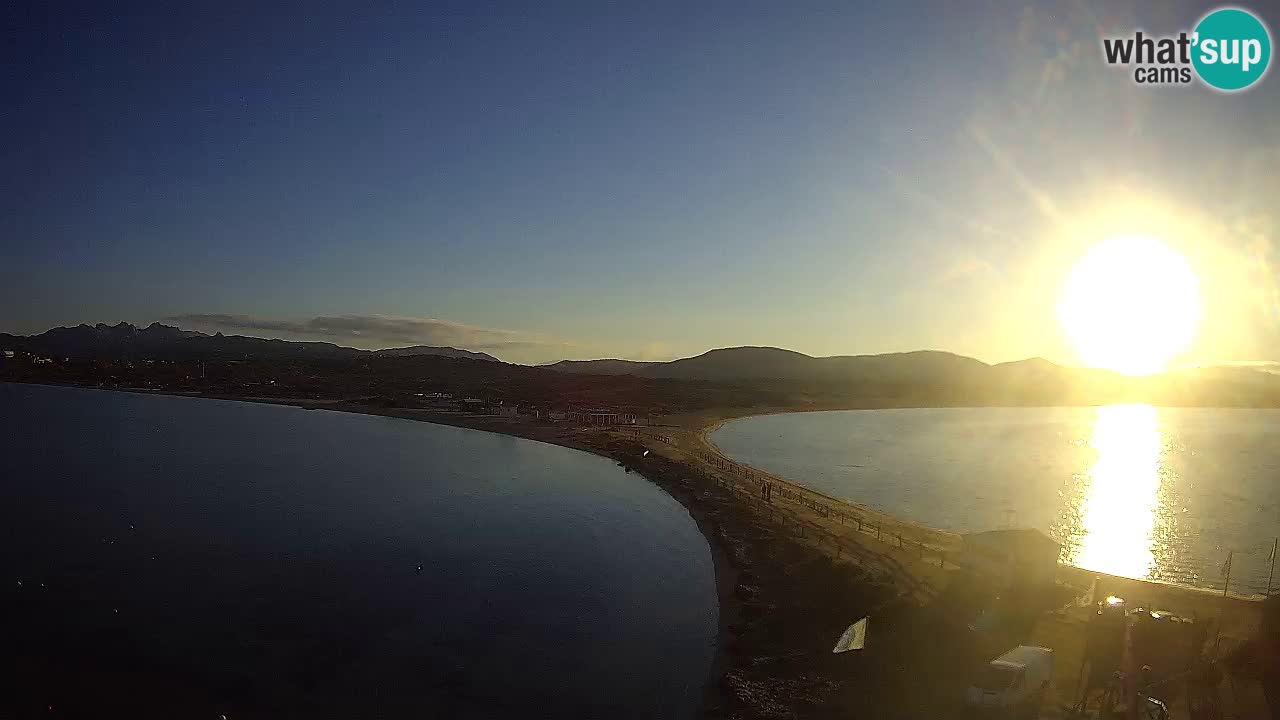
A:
1069;404;1162;579
1058;236;1201;375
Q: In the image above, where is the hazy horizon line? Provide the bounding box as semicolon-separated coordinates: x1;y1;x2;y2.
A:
5;314;1279;375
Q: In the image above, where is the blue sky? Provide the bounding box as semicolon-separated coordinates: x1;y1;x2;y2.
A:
3;1;1278;364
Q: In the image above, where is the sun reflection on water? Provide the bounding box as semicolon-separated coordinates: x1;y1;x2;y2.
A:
1065;404;1164;579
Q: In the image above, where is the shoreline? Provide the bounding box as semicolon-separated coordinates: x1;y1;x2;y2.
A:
240;401;747;717
12;384;953;714
7;382;1270;717
13;380;1273;603
704;409;1272;602
4;383;743;716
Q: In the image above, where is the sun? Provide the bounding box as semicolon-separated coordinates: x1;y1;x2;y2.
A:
1058;236;1201;376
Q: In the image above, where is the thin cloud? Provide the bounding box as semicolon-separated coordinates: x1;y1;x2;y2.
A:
942;256;1001;282
165;313;681;364
1182;360;1280;375
167;313;556;353
966;120;1064;226
881;163;1016;244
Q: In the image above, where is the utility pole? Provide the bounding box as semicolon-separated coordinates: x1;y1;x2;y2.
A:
1222;549;1234;598
1268;538;1277;597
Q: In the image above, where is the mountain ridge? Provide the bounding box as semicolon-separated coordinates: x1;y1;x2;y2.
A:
0;322;500;362
6;323;1280;408
6;324;1278;396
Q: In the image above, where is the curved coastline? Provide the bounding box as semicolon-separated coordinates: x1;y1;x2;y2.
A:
7;384;741;717
10;384;1267;717
698;410;964;548
707;407;1276;601
33;388;946;716
270;405;1268;715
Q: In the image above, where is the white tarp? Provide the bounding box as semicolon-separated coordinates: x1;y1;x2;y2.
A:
832;617;868;653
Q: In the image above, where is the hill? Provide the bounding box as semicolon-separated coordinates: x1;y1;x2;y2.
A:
373;346;499;361
0;322;499;362
542;359;662;375
543;346;1280;406
8;322;1280;409
549;347;993;384
641;347;818;380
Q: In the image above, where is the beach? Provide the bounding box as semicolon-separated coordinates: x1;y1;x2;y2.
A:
15;387;1272;718
303;401;1269;718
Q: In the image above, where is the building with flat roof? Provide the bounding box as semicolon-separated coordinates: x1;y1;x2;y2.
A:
568;408;637;426
959;528;1061;589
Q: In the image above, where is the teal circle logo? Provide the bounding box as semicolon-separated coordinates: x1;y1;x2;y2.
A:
1192;7;1272;91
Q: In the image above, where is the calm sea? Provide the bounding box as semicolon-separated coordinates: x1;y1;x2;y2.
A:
2;383;717;718
713;406;1280;595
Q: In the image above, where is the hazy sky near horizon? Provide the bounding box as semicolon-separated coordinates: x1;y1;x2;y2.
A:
4;1;1279;365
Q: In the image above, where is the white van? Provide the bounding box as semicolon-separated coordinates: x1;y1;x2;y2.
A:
965;645;1054;715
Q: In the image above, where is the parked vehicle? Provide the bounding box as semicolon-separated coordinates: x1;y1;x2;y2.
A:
965;645;1054;717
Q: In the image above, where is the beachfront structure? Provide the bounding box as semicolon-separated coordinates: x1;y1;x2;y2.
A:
959;528;1061;590
414;391;454;408
497;405;518;417
568;408;637;426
